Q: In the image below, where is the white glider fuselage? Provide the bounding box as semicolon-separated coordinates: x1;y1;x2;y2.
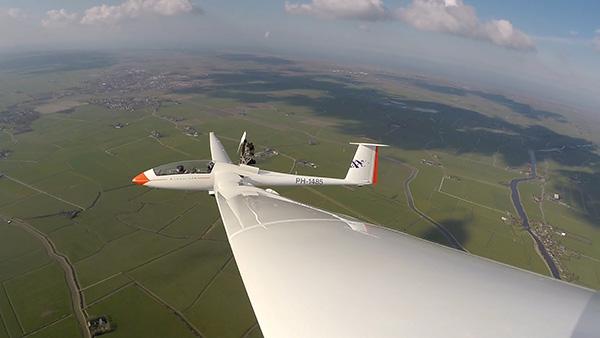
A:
133;135;385;191
137;162;365;190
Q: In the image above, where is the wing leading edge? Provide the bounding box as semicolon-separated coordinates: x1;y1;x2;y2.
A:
214;180;599;338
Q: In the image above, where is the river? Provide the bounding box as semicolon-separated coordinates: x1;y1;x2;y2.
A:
509;150;561;279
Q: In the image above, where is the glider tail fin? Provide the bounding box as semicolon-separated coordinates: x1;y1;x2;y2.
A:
209;132;233;164
344;143;388;186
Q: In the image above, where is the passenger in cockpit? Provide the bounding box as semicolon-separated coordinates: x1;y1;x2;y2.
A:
207;161;215;173
176;165;185;174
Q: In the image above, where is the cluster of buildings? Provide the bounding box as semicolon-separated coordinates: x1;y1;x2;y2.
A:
421;158;442;167
297;160;318;169
182;126;199;137
331;69;369;78
0;149;11;160
162;115;185;123
0;109;40;134
531;222;580;282
89;97;161;112
255;148;279;159
88;316;112;336
111;122;127;129
86;68;206;94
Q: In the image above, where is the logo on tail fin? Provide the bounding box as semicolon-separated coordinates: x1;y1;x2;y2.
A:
350;160;366;168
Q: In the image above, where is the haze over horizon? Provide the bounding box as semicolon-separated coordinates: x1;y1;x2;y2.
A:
1;0;599;115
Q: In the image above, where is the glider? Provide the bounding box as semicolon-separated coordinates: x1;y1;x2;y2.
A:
133;132;599;338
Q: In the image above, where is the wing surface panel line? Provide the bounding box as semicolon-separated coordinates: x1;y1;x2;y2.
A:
229;218;346;240
246;199;263;225
246;190;368;227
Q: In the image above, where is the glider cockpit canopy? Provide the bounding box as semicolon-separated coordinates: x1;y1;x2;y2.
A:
152;160;214;176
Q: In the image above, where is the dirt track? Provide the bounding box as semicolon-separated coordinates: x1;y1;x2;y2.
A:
9;217;90;338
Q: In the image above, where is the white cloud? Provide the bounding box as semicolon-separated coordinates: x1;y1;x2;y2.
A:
1;7;26;20
42;9;79;28
80;0;198;25
397;0;534;51
480;19;534;50
284;0;533;50
285;0;390;21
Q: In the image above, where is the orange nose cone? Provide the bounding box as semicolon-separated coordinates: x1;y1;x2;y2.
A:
132;172;149;185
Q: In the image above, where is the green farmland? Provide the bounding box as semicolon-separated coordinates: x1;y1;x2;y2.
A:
0;50;599;337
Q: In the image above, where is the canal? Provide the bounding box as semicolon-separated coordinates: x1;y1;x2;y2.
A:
509;150;561;279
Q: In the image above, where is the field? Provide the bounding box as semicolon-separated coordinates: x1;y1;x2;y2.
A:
0;50;598;337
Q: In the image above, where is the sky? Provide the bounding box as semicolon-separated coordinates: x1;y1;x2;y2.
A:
0;0;599;113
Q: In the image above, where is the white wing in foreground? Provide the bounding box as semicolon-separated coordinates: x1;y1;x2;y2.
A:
214;177;599;338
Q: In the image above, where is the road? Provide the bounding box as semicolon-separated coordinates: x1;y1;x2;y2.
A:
508;151;561;279
383;156;466;252
2;174;86;210
5;217;91;338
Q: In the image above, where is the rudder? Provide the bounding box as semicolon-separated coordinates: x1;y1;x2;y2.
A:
344;143;388;186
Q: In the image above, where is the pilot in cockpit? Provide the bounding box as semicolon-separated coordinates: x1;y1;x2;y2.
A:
207;161;215;173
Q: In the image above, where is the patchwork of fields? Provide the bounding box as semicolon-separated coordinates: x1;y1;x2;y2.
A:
0;51;598;337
